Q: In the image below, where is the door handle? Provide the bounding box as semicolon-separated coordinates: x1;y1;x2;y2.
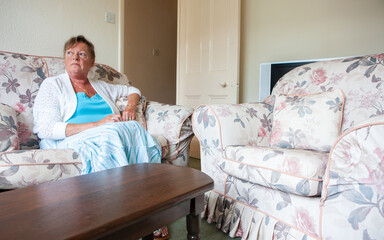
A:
220;82;227;88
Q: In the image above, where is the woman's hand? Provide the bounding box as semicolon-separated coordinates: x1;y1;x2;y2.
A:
122;93;140;121
97;114;123;125
122;104;136;121
65;114;121;137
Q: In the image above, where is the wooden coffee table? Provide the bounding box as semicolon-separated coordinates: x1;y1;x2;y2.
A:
0;163;213;240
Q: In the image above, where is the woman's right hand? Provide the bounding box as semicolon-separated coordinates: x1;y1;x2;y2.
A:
96;114;122;126
66;114;123;137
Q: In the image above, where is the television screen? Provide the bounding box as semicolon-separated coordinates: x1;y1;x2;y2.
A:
270;62;315;93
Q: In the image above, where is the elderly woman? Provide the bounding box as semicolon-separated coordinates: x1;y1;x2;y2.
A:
34;35;168;239
33;35;162;174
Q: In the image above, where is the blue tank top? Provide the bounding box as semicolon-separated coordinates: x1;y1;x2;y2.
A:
66;92;113;124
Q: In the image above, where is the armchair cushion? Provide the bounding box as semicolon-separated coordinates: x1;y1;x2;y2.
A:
270;89;345;152
221;145;328;196
0;103;19;151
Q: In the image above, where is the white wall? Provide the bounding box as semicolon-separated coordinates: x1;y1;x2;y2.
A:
240;0;384;103
0;0;121;70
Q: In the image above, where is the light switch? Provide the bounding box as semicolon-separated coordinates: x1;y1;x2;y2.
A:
105;12;115;24
153;49;159;56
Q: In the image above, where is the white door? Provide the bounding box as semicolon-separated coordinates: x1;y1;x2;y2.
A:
177;0;240;108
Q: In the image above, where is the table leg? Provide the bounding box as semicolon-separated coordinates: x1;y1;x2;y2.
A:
186;195;204;240
187;213;200;240
142;232;154;240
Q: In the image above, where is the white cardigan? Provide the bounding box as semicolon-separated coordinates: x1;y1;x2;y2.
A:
33;72;141;140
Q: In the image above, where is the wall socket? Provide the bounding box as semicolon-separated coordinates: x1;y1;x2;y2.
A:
105;12;115;24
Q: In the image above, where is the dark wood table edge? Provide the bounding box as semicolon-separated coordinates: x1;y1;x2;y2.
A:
0;163;214;240
101;191;208;240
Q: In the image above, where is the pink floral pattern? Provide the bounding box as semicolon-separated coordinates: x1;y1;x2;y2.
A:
294;208;317;237
270;90;345;152
193;53;384;239
221;145;327;196
311;68;327;85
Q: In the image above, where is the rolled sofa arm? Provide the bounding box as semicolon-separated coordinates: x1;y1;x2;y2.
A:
145;101;194;166
192;103;273;192
0;149;82;189
321;114;384;240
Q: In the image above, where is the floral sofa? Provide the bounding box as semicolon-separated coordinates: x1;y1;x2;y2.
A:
192;53;384;239
0;51;194;189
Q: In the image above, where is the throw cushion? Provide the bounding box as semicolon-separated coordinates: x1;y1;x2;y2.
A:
116;96;147;129
0;103;19;151
269;89;345;152
88;64;132;86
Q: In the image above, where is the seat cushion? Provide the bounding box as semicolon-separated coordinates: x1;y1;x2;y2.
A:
0;149;82;189
220;145;328;196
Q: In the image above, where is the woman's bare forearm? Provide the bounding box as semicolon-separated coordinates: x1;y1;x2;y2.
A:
126;93;140;108
65;114;122;137
65;122;98;137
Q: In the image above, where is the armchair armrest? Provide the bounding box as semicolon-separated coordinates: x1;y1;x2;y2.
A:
321;114;384;239
193;102;273;149
0;149;82;189
192;102;273;192
145;101;194;166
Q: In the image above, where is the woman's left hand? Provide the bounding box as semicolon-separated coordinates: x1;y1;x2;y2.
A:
122;104;136;121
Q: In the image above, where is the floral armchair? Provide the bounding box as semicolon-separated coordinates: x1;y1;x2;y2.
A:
0;51;194;189
192;53;384;239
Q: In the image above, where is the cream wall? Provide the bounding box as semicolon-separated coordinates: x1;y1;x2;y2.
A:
0;0;121;70
240;0;384;103
2;0;383;103
124;0;177;104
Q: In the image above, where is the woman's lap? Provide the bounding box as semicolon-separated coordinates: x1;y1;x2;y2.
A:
40;121;161;174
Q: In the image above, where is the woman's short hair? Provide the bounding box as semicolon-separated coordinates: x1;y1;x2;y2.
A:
64;35;95;60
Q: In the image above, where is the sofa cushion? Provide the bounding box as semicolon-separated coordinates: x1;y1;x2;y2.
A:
0;149;82;189
43;57;132;86
220;145;328;196
0;103;19;151
270;89;344;152
0;52;47;149
89;64;131;86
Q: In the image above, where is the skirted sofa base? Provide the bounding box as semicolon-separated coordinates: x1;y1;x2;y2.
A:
204;191;312;240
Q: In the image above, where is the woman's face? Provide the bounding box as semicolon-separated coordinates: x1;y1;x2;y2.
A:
64;42;95;79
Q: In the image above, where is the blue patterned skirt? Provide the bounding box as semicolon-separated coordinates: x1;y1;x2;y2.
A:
40;121;161;174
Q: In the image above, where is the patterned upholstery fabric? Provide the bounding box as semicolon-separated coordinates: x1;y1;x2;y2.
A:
193;53;384;239
0;149;82;188
0;103;19;151
270;89;345;152
146;101;194;166
0;51;194;189
222;145;327;196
